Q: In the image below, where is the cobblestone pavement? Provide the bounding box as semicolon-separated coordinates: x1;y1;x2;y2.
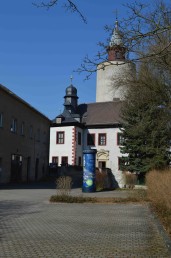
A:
0;185;171;258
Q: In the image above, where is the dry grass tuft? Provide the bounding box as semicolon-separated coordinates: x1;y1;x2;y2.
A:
146;169;171;237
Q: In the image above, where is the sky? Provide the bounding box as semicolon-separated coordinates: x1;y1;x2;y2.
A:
0;0;167;119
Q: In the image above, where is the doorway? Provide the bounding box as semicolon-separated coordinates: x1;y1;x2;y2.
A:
11;154;22;182
98;161;106;169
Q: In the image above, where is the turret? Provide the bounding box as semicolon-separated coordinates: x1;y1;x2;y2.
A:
96;19;135;102
107;20;126;61
64;84;78;113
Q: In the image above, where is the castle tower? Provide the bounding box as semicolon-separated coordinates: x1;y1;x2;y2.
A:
96;20;136;102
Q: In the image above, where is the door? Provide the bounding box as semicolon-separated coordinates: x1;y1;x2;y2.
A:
11;154;22;182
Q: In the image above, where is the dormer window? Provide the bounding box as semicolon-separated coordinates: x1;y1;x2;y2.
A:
56;117;62;124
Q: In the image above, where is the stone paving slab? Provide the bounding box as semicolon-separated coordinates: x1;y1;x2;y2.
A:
0;187;171;257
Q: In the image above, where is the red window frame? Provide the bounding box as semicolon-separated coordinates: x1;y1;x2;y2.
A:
61;156;68;165
52;156;58;164
56;131;65;144
98;133;106;146
87;133;95;146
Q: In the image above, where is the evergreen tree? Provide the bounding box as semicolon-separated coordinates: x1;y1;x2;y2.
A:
120;64;171;173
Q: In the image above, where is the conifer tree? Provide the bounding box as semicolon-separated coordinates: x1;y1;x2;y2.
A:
120;64;171;173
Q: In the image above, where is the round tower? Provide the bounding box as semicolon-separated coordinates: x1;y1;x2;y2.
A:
96;20;136;102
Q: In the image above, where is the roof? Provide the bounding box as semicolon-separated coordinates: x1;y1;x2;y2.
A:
52;100;123;127
0;84;50;121
82;101;123;126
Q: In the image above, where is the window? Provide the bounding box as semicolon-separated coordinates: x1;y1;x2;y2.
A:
56;131;65;144
20;122;25;136
118;157;127;171
29;126;33;139
117;133;125;146
52;156;58;165
37;129;40;142
43;131;47;144
116;51;122;59
87;133;95;146
118;157;123;171
11;118;17;133
0;113;3;127
78;156;82;166
61;156;68;166
78;132;81;145
98;133;106;146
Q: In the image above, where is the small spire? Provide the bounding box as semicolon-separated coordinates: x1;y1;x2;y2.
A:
70;75;73;84
114;9;119;30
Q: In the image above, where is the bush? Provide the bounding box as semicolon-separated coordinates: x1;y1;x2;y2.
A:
123;172;137;189
56;176;72;196
96;168;107;191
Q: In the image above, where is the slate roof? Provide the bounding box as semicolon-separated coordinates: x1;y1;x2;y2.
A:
52;100;123;126
82;101;123;126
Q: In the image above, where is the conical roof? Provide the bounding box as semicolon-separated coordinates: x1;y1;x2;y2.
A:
109;20;124;47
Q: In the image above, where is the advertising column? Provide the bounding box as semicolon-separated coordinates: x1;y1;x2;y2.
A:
82;149;97;193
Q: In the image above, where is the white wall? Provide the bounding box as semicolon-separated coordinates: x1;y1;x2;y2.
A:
96;61;135;102
83;127;125;186
49;126;74;165
49;126;84;166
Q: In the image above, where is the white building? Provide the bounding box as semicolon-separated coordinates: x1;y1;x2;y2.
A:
49;20;135;187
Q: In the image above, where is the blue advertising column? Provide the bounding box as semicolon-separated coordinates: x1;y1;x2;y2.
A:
82;149;97;193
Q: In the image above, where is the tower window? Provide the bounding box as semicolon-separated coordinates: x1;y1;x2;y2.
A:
116;51;121;59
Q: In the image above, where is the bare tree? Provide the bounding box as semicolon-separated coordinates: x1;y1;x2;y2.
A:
33;0;87;23
77;1;171;79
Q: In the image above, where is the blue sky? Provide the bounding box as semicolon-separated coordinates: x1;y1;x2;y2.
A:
0;0;165;119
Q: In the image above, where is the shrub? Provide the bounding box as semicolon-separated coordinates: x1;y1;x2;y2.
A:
96;168;107;191
56;176;72;196
123;172;137;189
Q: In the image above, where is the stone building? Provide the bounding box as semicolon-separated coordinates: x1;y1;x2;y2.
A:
0;84;50;183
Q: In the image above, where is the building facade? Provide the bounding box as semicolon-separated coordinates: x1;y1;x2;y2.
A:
49;20;136;187
0;84;50;183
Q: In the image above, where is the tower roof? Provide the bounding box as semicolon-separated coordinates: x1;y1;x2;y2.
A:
109;20;124;47
65;84;78;97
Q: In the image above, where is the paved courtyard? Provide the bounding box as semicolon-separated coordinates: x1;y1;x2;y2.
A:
0;184;171;257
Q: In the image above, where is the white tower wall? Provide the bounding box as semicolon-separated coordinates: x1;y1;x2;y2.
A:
96;61;136;102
